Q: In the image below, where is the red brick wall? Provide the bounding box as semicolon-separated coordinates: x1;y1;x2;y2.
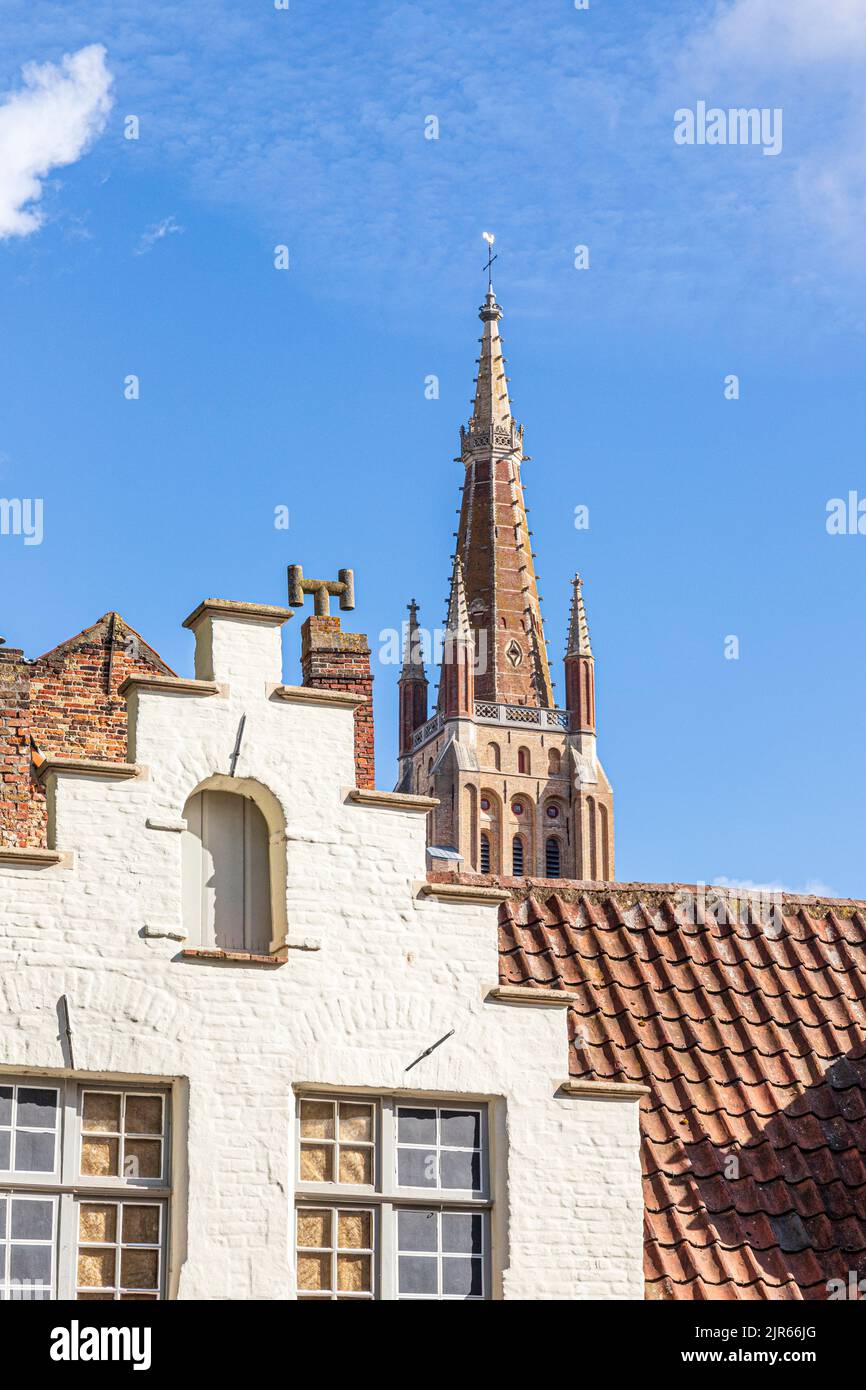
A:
0;614;172;848
0;648;32;848
300;616;375;789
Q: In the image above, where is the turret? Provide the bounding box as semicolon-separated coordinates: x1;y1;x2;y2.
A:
398;600;428;758
440;557;474;720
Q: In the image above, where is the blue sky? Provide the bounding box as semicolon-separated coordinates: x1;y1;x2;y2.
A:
2;0;866;893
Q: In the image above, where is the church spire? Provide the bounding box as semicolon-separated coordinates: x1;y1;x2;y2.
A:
447;237;554;709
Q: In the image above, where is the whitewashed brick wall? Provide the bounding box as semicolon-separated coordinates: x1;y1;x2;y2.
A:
0;607;645;1300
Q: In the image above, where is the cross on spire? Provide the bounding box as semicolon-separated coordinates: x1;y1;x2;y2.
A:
482;231;497;294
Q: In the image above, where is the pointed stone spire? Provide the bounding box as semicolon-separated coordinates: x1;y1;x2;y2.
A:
441;556;474;720
446;240;554;709
401;599;427;676
445;556;470;639
398;599;429;762
565;575;592;658
565;575;596;734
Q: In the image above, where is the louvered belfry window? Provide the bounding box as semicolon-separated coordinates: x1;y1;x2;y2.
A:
512;836;525;875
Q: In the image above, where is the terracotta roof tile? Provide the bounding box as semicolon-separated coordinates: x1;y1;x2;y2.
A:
491;880;866;1299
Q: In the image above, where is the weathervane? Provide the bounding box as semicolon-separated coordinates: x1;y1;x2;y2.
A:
482;231;497;292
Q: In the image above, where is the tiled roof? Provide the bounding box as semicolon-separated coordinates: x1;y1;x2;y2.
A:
488;876;866;1300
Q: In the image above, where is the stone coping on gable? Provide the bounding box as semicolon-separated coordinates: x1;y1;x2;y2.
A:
36;758;144;783
182;599;293;630
0;847;70;867
347;788;439;812
118;675;224;698
271;684;367;709
418;882;510;904
558;1079;652;1100
486;984;579;1004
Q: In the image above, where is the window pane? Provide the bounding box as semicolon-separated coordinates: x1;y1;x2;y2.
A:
125;1096;163;1136
337;1210;371;1250
123;1139;162;1179
0;1132;10;1170
81;1136;119;1178
0;1195;6;1233
338;1103;373;1142
440;1149;480;1191
336;1253;371;1293
442;1212;482;1255
16;1088;57;1129
297;1208;330;1249
397;1147;437;1188
78;1248;115;1289
398;1254;437;1296
299;1144;333;1183
442;1256;482;1297
338;1146;372;1186
398;1208;438;1252
297;1253;330;1293
0;1087;12;1126
121;1248;159;1291
299;1100;334;1140
10;1198;53;1241
440;1110;479;1149
80;1204;117;1244
122;1206;160;1245
397;1107;436;1145
82;1092;121;1134
14;1129;55;1173
9;1283;51;1301
10;1244;52;1286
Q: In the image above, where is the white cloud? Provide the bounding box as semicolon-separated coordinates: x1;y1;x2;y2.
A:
134;214;184;256
697;0;866;69
0;44;113;240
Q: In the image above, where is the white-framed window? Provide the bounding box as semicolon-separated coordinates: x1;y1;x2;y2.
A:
295;1093;492;1301
0;1076;170;1300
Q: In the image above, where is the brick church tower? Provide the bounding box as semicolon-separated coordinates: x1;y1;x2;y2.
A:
396;269;615;880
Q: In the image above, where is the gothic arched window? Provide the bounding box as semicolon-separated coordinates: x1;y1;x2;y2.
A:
517;747;530;775
548;747;561;776
545;837;561;878
487;742;501;771
182;788;272;954
512;835;525;876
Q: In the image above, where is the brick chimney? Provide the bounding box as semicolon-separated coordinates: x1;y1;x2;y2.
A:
300;616;375;789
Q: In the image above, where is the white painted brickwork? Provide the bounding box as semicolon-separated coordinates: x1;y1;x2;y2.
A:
0;608;645;1300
